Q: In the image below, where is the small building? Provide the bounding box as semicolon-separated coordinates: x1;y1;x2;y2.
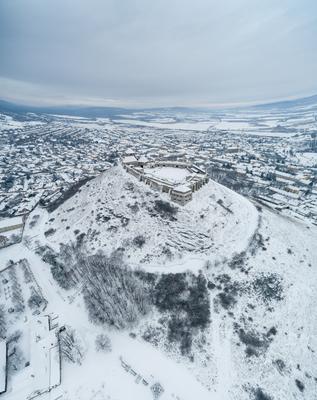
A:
125;148;135;156
122;155;139;167
0;341;7;395
27;316;61;399
137;155;148;168
171;185;193;205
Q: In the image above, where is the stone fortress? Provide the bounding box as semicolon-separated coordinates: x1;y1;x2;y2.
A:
121;149;209;205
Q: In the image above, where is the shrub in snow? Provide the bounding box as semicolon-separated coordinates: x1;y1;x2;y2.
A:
95;334;112;352
27;289;45;310
252;273;284;303
295;379;305;392
9;233;21;245
237;326;273;357
29;214;40;228
44;228;56;237
251;387;273;400
216;291;237;310
151;382;164;399
0;235;9;248
133;235;146;248
228;251;247;270
153;200;178;219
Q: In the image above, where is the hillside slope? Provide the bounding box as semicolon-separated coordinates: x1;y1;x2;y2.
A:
1;167;316;400
25;165;259;273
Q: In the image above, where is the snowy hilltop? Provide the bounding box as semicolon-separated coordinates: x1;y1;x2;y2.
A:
27;165;258;272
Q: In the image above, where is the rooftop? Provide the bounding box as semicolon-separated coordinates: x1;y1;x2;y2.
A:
173;184;192;194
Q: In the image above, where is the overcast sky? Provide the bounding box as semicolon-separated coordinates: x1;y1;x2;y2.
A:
0;0;317;107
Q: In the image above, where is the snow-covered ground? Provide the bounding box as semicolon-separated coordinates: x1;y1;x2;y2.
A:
0;167;316;400
113;119;215;131
0;114;45;132
296;152;317;167
26;166;258;272
142;166;192;185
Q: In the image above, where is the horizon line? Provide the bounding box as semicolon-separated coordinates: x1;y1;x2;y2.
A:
1;91;317;111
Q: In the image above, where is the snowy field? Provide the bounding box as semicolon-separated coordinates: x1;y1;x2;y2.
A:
113;118;215;132
0;114;45;132
111;105;317;138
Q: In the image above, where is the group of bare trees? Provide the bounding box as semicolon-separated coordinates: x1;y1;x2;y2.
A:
40;242;151;330
9;267;25;313
0;305;6;339
80;253;151;329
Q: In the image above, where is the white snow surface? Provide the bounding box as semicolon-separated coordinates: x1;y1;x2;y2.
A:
30;166;258;272
0;168;316;400
143;166;192;185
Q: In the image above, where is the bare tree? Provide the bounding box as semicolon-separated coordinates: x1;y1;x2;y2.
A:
60;326;85;365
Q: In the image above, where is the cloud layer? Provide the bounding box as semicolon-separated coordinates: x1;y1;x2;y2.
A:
0;0;316;106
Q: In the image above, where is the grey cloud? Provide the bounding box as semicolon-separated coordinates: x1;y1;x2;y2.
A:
0;0;316;106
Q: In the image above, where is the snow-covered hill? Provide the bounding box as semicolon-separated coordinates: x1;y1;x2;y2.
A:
1;167;316;400
26;165;258;273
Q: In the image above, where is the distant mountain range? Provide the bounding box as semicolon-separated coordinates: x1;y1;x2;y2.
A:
254;94;317;109
0;94;316;118
0;99;131;118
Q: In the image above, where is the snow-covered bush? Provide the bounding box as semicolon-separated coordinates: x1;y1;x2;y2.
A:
44;228;56;237
95;334;112;352
133;235;146;248
27;289;45;310
252;273;284;303
0;235;9;248
153;200;178;219
150;382;164;399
